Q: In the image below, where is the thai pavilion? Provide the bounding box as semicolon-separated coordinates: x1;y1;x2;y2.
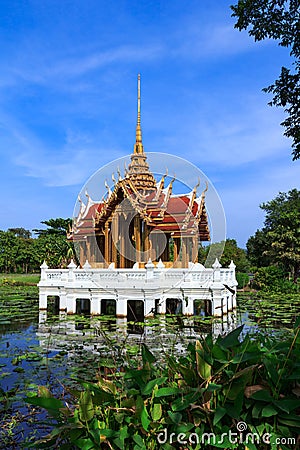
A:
38;76;237;319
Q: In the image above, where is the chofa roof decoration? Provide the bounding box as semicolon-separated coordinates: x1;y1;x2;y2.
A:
69;75;210;242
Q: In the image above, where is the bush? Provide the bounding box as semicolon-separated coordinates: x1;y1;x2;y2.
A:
25;324;300;449
251;266;299;293
236;272;249;288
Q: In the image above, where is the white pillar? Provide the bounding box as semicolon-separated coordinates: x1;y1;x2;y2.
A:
39;291;47;310
211;287;223;317
145;297;155;317
59;290;67;311
39;311;47;324
182;296;194;316
66;294;76;314
158;297;166;314
116;296;127;317
91;294;101;315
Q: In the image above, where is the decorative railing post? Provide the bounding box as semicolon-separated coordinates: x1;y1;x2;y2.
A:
68;259;77;282
39;261;49;311
211;258;224;316
145;258;155;280
212;258;221;282
229;260;238;309
156;259;165;281
40;261;48;281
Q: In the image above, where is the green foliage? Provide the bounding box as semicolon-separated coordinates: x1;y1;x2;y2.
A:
0;218;76;273
205;239;250;272
236;272;249;288
247;189;300;283
33;218;72;237
231;0;300;160
251;266;299;293
25;325;300;449
247;230;272;268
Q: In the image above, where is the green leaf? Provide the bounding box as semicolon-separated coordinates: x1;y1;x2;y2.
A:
273;398;300;413
261;404;278;417
79;390;94;422
155;387;181;397
213;406;226;425
212;344;229;363
142;377;167;395
141;344;155;365
141;405;151;431
171;391;200;412
151;402;162;421
133;434;145;448
25;396;64;418
207;383;222;392
294;316;300;329
75;438;95;450
167;410;182;424
195;340;211;380
80;381;114;404
219;325;244;349
97;377;117;395
250;389;273;402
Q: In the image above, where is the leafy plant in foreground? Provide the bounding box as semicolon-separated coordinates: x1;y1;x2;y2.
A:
25;323;300;449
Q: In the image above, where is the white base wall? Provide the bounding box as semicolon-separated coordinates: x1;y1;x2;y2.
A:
38;259;238;318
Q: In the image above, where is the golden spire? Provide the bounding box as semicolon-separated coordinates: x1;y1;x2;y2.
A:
134;74;144;154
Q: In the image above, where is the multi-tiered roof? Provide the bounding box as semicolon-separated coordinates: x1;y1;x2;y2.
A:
70;75;210;267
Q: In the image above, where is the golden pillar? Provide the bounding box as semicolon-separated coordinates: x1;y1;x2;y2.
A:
182;237;187;268
173;237;179;267
104;222;109;266
80;242;85;267
134;215;141;263
111;214;118;266
120;218;126;268
86;237;91;262
144;224;150;261
192;236;198;263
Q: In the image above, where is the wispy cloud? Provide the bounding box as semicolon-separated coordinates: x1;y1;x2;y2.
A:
8;44;164;88
0;111;123;187
172;23;261;61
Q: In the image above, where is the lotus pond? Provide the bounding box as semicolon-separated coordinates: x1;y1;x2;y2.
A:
1;283;300;448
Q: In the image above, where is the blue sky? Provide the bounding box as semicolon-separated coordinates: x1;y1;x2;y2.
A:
0;0;299;247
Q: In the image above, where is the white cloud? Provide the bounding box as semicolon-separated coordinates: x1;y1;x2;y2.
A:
9;44;164;88
172;23;262;61
0;111;123;187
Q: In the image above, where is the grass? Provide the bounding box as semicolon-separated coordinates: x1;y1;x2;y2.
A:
0;273;40;285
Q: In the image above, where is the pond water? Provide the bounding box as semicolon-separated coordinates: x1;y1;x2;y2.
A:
1;285;300;448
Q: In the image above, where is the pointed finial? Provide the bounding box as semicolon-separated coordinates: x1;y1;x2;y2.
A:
134;74;144;154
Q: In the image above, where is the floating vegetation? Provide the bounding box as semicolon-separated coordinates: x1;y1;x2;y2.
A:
1;284;300;446
238;291;300;330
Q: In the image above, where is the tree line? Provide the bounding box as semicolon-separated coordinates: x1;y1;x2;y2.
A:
0;189;299;286
0;218;75;274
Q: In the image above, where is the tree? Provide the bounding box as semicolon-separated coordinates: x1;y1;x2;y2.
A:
33;218;77;268
205;239;250;272
231;0;300;160
33;218;72;237
8;227;31;239
246;189;300;282
0;231;19;273
246;229;272;267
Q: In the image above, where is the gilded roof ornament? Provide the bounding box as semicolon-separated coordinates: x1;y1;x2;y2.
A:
134;74;143;154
